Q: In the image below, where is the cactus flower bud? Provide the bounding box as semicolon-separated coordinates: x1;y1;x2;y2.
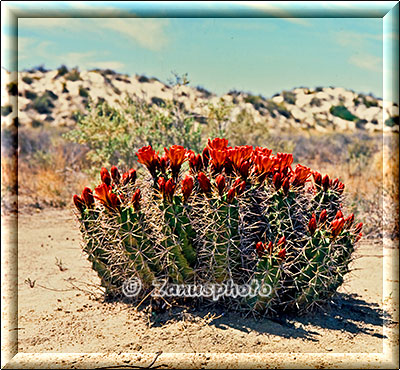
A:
239;160;251;179
282;177;290;195
313;171;322;186
158;177;166;193
319;209;327;224
132;189;141;211
215;174;226;196
334;210;343;220
73;194;85;213
202;147;210;169
278;248;286;260
273;172;282;190
227;187;236;203
256;241;265;257
355;232;363;242
277;236;286;248
308;214;317;235
81;187;94;207
110;166;120;184
182;175;194;201
100;167;112;186
354;222;363;234
267;241;274;254
164;178;176;201
345;213;354;227
198;172;211;193
331;218;345;237
237;180;246;195
322;174;330;191
128;169;137;185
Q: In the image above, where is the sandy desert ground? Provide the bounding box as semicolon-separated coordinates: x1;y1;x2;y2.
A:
1;208;399;369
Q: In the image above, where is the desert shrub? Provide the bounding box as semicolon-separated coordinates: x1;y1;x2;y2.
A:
31;92;55;114
22;76;33;85
1;105;12;117
282;91;296;105
330;105;359;122
56;65;69;78
25;90;38;100
7;82;18;96
138;75;150;83
196;86;212;98
65;68;81;81
79;86;89;98
65;91;202;173
384;116;399;127
73;139;362;315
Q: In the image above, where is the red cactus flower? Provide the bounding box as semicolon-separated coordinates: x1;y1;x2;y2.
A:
319;209;328;224
73;194;85;213
354;222;363;234
277;236;286;248
215;174;226;196
322;174;330;191
198;172;212;193
227;187;236;203
276;153;293;172
164;178;176;201
331;217;345;237
254;146;272;157
110;166;121;184
81;187;94;207
182;175;194;201
100;167;112;186
267;241;274;254
313;171;322;186
164;145;187;178
291;164;311;187
282;177;290;195
207;137;229;151
254;153;275;177
278;248;286;260
228;145;253;171
208;148;227;173
256;241;265;258
94;183;121;211
136;145;159;178
132;189;141;211
308;214;317;235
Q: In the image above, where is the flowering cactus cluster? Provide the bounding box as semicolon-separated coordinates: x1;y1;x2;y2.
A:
73;138;363;314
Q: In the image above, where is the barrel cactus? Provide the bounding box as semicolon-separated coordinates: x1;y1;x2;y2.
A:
73;138;363;314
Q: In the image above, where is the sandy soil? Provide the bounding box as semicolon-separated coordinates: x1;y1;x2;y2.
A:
1;208;399;369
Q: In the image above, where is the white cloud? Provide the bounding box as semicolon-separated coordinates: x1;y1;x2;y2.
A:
91;61;126;70
19;17;170;51
334;30;381;48
349;54;382;72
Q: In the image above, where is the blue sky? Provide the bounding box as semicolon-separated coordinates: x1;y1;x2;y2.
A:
2;1;398;99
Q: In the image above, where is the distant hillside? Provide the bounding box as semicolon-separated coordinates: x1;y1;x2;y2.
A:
1;66;399;133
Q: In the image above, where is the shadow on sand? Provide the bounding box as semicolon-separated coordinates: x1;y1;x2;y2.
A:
140;292;394;342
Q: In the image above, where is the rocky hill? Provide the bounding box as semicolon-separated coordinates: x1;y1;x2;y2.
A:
1;66;399;133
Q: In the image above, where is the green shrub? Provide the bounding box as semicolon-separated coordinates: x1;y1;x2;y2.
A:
79;86;89;98
65;68;81;81
330;105;359;122
7;82;18;96
1;105;12;117
22;76;33;85
31;92;55;114
56;65;69;78
384;116;399;127
282;91;296;105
